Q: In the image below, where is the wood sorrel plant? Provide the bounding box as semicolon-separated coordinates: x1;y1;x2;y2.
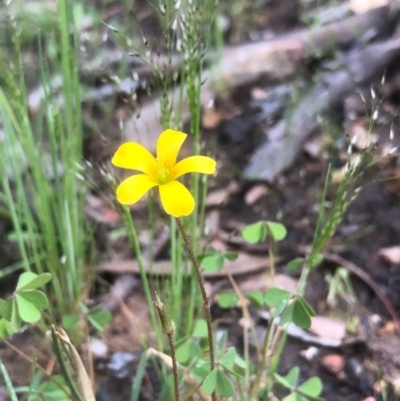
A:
112;129;217;400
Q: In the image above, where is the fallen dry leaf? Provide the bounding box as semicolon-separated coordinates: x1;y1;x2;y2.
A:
206;188;230;207
379;246;400;265
309;316;347;341
245;184;267;205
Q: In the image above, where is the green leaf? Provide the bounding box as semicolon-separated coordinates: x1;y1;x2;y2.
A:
286;258;304;272
234;354;248;370
297;297;316;318
62;314;81;330
266;221;287;242
241;222;267;244
89;310;112;331
246;291;264;307
220;347;236;370
216;369;235;397
272;299;288;318
193;319;208;338
176;340;202;364
298;377;323;397
200;254;225;272
292;299;311;329
0;319;13;338
11;298;21;332
16;272;38;289
17;272;52;290
224;251;238;261
19;290;48;309
202;369;218;395
15;294;41;323
0;299;13;321
192;360;211;380
217;292;239;308
265;287;292;307
279;302;295;326
274;366;300;390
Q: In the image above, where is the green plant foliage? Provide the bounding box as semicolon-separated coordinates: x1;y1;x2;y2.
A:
264;288;292;307
245;291;264;307
26;375;71;401
17;272;52;291
202;368;218;394
266;221;287;242
88;310;112;331
217;292;239;308
192;319;209;338
62;314;81;330
215;369;235;397
220;347;236;370
286;257;304;272
276;367;324;401
0;272;51;336
176;339;202;364
241;222;267;244
197;248;238;272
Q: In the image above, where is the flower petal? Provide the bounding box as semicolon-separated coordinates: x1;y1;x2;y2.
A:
112;142;157;175
159;180;195;217
172;156;216;179
116;174;158;205
157;129;187;166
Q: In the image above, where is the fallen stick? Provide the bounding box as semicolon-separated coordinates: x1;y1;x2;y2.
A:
245;35;400;181
123;6;395;151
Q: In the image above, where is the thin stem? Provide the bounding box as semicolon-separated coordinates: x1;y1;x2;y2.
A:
175;217;215;372
249;319;276;401
168;333;180;401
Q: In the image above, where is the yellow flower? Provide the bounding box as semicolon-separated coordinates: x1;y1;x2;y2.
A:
112;129;216;217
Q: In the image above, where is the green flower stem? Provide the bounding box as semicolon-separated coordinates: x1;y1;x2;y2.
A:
175;217;215;372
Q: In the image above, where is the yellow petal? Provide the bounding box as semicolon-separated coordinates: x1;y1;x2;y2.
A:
157;129;187;166
158;180;195;217
172;156;216;179
112;142;157;176
116;174;157;205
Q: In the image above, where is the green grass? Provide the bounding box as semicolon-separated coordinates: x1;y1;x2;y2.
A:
0;0;93;319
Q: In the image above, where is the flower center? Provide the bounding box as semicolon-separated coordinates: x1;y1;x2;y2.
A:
155;159;173;185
